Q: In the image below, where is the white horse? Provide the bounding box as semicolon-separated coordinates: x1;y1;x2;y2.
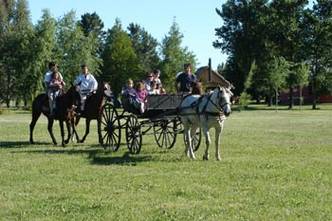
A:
179;86;232;160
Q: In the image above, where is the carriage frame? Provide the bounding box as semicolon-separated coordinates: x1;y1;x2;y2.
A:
97;94;201;154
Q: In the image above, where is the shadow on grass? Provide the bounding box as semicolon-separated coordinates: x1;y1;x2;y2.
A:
89;151;152;166
15;147;105;156
0;141;49;148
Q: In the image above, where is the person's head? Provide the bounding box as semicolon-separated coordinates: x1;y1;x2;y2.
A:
135;81;145;91
153;69;160;78
184;63;192;73
81;64;88;75
51;71;60;80
127;79;134;88
146;72;154;81
49;62;57;72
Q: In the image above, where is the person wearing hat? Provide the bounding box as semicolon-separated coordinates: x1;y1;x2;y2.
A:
44;62;64;116
74;64;98;112
175;63;197;93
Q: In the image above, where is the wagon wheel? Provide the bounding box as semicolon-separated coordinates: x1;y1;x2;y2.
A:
184;127;201;152
153;119;177;149
125;115;142;154
98;103;121;152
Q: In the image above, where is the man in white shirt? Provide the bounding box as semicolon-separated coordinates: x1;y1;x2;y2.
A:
44;62;64;116
74;64;98;112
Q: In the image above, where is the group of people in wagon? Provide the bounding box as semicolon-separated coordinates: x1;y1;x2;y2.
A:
121;63;200;114
44;61;200;117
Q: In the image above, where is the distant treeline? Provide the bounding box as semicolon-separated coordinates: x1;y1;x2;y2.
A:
0;0;331;110
0;0;196;107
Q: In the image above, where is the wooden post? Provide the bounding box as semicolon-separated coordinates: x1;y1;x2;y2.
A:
208;58;211;82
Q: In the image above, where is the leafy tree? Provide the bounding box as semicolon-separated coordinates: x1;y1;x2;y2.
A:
101;19;140;95
55;11;102;84
266;56;289;110
127;23;160;72
299;0;332;109
294;62;309;108
79;12;104;38
31;9;57;96
160;20;197;92
214;0;271;95
79;12;105;57
269;0;308;109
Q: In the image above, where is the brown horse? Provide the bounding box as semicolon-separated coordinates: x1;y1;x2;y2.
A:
29;86;80;146
74;82;112;143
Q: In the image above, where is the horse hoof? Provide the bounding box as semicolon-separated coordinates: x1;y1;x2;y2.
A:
203;155;209;161
30;140;34;145
216;157;221;161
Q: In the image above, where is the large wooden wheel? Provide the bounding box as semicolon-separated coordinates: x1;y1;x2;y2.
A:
153;119;177;149
125;115;142;154
184;127;201;152
98;103;121;152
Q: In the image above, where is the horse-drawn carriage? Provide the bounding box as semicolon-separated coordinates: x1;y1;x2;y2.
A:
98;93;202;154
30;64;233;160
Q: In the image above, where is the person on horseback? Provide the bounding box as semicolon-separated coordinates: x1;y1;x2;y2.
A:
74;64;98;113
175;63;197;94
44;62;64;116
48;71;65;116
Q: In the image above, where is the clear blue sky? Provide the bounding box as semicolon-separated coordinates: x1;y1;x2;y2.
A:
28;0;227;69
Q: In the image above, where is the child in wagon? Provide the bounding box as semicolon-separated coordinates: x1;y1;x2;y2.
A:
134;81;148;113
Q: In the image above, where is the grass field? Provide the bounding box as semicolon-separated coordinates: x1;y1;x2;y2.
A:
0;106;331;220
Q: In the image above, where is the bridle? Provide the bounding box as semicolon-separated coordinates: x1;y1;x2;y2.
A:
208;88;231;114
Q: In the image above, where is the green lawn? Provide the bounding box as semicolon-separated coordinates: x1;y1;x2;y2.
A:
0;106;331;220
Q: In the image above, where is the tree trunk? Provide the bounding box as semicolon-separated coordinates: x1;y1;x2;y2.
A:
288;86;294;109
299;86;303;110
275;89;278;111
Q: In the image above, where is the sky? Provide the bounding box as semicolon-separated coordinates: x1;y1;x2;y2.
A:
28;0;228;69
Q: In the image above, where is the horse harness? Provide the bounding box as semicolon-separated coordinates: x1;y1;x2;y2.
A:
179;90;230;122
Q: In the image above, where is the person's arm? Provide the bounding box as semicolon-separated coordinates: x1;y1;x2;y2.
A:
91;74;98;91
74;75;81;86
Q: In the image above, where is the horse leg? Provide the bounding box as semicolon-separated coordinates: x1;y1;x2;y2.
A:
64;120;71;144
203;125;211;161
183;127;190;158
29;110;41;144
59;120;66;147
47;118;57;145
215;123;224;161
79;119;90;143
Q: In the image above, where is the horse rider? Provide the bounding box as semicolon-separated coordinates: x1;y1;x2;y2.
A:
175;63;198;94
74;64;98;113
44;62;64;116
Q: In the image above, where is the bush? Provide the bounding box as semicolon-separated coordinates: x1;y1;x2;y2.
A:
238;92;251;110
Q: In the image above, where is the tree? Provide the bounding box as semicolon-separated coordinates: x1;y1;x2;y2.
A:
55;11;102;84
299;0;332;109
269;0;308;109
31;9;57;97
266;56;289;110
101;19;140;95
127;23;160;72
160;20;197;92
79;12;105;56
214;0;271;96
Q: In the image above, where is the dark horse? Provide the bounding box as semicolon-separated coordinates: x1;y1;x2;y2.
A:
75;82;112;143
29;86;80;146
